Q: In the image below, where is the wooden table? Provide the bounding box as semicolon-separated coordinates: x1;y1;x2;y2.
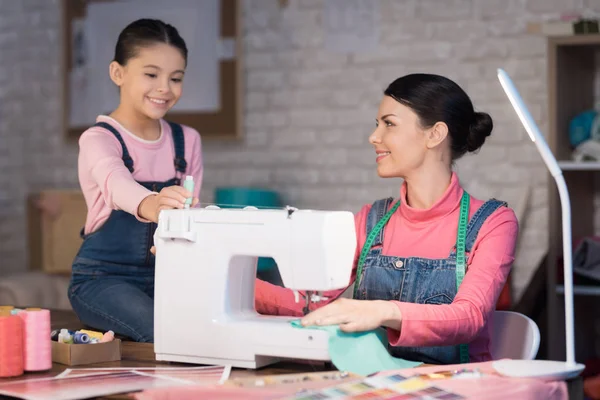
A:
0;309;337;399
0;310;584;400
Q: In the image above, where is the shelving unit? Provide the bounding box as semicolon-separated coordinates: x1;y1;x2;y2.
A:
547;34;600;362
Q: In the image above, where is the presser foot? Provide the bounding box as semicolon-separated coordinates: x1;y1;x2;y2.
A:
302;291;329;316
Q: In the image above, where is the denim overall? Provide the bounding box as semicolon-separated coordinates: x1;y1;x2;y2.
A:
354;195;507;365
68;121;187;343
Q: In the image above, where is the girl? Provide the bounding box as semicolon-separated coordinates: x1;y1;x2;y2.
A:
68;19;203;343
255;74;519;365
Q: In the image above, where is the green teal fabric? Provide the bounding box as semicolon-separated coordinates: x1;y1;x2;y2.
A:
290;320;422;376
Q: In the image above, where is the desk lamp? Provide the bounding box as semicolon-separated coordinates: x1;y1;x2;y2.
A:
494;68;585;380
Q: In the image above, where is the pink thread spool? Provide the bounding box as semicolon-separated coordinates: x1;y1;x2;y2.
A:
18;309;52;371
0;315;24;377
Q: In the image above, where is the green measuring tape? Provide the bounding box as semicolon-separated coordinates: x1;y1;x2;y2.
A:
353;192;471;364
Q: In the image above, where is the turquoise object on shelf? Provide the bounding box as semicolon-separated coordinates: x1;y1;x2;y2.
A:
569;110;597;147
214;187;281;272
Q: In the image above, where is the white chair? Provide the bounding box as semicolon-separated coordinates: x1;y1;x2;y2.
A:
490;310;540;360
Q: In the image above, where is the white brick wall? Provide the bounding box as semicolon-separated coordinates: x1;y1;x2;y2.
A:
2;0;600;302
0;0;79;276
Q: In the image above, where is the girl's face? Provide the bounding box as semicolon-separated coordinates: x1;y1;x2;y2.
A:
110;43;186;120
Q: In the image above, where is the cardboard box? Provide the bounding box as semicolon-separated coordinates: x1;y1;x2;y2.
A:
28;190;87;274
52;339;121;366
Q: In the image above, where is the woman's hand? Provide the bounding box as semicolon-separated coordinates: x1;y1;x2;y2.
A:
300;298;402;332
138;185;199;223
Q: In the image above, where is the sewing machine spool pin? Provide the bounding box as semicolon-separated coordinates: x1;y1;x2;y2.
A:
285;205;298;219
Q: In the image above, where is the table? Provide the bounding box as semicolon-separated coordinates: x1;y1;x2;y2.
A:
0;310;584;400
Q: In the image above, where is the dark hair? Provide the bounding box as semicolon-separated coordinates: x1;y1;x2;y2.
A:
384;73;493;161
114;19;188;66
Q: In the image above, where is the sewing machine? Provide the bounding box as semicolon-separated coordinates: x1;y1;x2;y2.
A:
153;205;357;369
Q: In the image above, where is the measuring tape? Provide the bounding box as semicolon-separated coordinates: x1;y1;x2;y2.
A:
353;192;471;364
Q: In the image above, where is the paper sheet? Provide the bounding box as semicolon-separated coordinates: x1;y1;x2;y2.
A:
0;371;187;400
290;320;422;376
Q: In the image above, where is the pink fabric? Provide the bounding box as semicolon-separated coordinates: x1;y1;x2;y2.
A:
134;361;568;400
78;115;203;234
255;172;519;362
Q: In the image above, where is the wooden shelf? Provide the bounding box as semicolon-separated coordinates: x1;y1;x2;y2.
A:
556;284;600;296
548;34;600;46
558;161;600;170
545;34;600;362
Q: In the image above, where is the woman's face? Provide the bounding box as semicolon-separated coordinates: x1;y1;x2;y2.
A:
369;96;430;178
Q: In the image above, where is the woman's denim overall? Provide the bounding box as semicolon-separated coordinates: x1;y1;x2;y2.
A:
354;196;506;364
68;121;187;343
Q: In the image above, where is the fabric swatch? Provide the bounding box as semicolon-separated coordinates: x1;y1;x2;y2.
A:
290;320;422;376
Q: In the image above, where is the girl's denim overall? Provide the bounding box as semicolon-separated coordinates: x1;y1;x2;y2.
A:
68;121;187;343
354;196;506;364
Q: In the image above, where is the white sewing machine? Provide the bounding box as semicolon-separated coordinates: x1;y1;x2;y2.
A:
153;205;356;369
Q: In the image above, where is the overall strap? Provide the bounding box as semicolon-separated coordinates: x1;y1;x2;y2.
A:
353;197;399;299
167;121;187;174
464;198;507;253
94;122;134;173
365;197;395;247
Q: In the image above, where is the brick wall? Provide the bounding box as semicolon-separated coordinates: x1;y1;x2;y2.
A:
1;0;600;301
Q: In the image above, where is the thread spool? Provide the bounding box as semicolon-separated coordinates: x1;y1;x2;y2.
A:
79;329;104;341
19;309;52;372
73;332;90;344
0;306;14;316
0;315;24;378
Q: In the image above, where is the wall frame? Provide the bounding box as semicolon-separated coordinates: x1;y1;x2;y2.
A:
62;0;243;141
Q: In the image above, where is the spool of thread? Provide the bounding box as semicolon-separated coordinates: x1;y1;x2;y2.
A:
58;329;73;344
19;309;52;372
10;308;23;315
0;315;24;378
79;329;104;341
183;175;194;208
0;306;14;316
73;332;90;344
101;330;115;343
26;308;41;311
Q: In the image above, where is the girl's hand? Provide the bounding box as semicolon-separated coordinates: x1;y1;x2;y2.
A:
138;186;199;223
300;298;402;333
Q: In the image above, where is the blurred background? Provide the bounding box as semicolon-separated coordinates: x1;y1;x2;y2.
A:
1;0;600;381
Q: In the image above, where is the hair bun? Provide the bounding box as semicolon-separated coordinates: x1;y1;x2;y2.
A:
467;112;493;152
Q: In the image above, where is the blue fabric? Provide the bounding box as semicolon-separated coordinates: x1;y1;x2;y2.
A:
68;120;186;343
354;196;506;364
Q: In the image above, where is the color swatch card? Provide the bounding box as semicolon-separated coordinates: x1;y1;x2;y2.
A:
288;373;464;400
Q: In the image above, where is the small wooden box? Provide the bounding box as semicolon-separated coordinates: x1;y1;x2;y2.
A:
52;340;121;366
27;190;87;274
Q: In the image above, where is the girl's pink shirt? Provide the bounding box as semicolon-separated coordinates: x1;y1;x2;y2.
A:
78;115;203;234
255;172;518;362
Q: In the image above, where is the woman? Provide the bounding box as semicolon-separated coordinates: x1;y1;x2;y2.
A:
255;73;518;364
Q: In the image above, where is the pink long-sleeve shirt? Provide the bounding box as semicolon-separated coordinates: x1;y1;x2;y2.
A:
255;172;518;362
78;115;203;234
